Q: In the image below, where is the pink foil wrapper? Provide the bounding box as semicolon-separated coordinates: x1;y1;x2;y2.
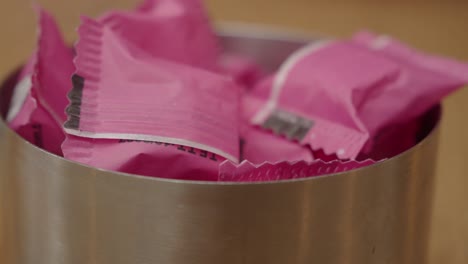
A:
219;159;376;182
63;135;221;181
252;41;401;159
65;17;240;162
98;0;219;70
8;8;74;155
352;31;468;151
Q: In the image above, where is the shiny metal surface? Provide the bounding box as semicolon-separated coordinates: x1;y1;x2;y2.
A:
0;30;439;264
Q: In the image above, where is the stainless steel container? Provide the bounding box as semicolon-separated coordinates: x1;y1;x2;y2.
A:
0;28;439;264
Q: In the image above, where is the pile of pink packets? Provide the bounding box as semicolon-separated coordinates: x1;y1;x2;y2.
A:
7;1;468;182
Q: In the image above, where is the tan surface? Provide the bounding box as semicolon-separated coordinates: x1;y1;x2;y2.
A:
0;0;467;263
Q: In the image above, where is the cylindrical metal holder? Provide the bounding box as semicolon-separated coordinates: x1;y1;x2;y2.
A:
0;29;439;264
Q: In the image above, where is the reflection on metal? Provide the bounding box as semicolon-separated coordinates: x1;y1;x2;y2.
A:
0;28;439;264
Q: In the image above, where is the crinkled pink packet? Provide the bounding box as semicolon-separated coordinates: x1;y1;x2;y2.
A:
351;31;468;149
252;41;401;159
8;8;74;155
63;135;222;181
241;94;313;164
64;17;240;166
98;0;219;70
219;159;376;182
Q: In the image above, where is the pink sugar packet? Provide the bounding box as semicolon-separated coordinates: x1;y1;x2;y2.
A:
98;0;219;70
219;53;265;89
219;159;376;182
252;41;401;159
63;135;221;181
351;31;468;149
8;8;74;155
241;94;313;164
65;17;240;162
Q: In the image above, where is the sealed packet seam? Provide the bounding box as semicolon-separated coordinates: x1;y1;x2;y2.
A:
65;17;102;131
219;159;377;182
62;136;94;165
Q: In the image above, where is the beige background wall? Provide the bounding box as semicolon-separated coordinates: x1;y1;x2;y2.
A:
0;0;467;263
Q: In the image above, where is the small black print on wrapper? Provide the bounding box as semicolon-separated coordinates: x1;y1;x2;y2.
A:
262;109;314;141
64;74;85;130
